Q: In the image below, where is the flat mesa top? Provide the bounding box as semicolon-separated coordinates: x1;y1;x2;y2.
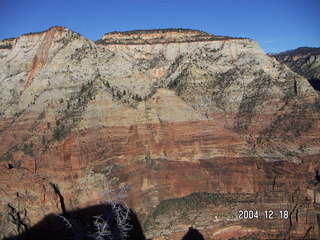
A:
98;28;242;45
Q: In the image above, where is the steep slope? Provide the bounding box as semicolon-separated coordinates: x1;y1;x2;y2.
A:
0;27;320;239
271;47;320;91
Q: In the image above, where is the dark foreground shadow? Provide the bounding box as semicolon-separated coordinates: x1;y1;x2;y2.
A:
181;227;204;240
308;78;320;91
4;204;146;240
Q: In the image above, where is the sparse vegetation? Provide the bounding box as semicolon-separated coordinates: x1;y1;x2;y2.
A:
53;123;67;141
21;142;34;157
0;152;13;162
104;28;210;36
20;26;69;37
0;44;12;49
38;111;45;119
143;192;257;232
228;235;260;240
102;79;144;107
96;28;245;45
52;79;97;141
102;164;121;177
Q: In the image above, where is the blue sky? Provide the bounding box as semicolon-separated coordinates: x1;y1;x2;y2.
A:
0;0;319;53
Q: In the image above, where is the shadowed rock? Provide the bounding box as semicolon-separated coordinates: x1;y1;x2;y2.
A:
181;227;204;240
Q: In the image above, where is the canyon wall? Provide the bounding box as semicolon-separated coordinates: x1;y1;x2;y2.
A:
0;27;319;239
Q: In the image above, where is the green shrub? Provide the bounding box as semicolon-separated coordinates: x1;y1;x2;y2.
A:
22;142;34;157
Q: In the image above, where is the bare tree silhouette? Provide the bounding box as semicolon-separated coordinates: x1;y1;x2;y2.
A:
56;185;135;240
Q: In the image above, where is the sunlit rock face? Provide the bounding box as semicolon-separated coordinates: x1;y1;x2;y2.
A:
1;27;320;239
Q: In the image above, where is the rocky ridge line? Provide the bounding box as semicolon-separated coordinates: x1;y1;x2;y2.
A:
96;28;245;45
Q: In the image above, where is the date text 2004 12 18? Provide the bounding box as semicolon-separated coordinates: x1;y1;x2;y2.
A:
238;209;289;220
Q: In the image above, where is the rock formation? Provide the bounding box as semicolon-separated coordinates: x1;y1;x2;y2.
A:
271;47;320;91
0;27;320;239
97;28;239;45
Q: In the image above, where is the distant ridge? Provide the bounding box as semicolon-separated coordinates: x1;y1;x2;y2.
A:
272;47;320;57
271;47;320;91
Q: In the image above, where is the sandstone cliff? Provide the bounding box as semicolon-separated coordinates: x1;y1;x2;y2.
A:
97;28;238;45
0;27;320;239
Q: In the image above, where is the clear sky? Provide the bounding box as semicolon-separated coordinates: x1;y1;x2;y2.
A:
0;0;319;53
